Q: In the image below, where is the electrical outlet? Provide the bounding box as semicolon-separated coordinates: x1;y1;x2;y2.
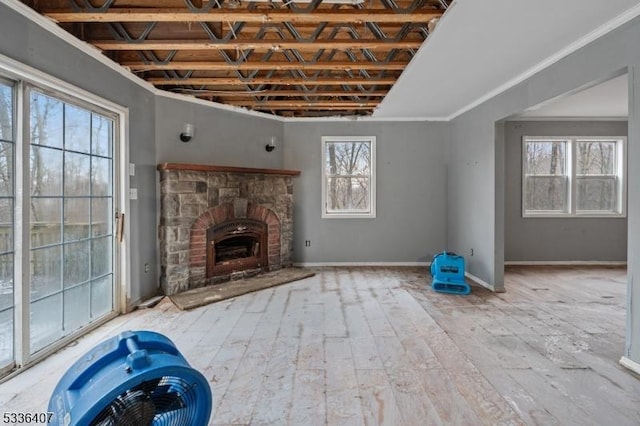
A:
305;240;311;247
470;248;474;256
144;263;150;273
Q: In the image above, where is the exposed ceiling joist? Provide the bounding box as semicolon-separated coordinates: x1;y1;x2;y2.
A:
228;100;379;108
250;105;376;111
122;61;409;71
178;89;389;97
93;40;424;51
21;0;449;117
45;9;444;24
148;77;396;85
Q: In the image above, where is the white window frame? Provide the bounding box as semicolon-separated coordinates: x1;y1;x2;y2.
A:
321;136;376;219
522;136;627;218
0;76;17;378
0;52;130;377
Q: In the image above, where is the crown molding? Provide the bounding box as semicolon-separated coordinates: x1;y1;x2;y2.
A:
507;116;628;122
284;115;447;123
156;90;286;121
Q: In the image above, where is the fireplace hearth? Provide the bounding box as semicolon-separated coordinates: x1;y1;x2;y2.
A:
158;163;300;296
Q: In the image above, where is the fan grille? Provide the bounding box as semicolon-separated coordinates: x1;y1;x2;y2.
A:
91;376;202;426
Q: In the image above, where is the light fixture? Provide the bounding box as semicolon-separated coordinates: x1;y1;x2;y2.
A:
180;123;194;143
265;136;276;152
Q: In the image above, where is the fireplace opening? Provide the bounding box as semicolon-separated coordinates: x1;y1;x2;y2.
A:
207;219;268;278
215;236;260;263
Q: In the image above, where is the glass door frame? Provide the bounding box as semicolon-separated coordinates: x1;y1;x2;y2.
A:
0;76;17;376
0;53;130;377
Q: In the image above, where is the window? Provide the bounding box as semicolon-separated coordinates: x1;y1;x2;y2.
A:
523;136;626;217
28;89;115;353
322;136;376;218
0;53;124;378
523;139;569;213
0;79;14;374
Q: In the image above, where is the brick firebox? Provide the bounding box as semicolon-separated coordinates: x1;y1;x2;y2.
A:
158;163;300;296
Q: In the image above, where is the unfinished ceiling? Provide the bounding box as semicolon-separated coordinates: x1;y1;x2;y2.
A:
22;0;449;117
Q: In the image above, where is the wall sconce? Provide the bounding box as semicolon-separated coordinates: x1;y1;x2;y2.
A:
180;123;194;143
265;136;276;152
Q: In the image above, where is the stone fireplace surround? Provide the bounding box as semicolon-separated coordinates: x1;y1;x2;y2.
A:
158;163;300;296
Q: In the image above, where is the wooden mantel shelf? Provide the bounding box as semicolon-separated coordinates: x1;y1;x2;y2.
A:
157;163;301;176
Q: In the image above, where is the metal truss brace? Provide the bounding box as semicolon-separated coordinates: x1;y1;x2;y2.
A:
69;0;115;13
379;0;427;14
282;0;324;14
135;50;178;68
183;0;218;12
107;22;157;43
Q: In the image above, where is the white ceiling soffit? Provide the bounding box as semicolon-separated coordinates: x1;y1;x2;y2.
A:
517;74;628;119
374;0;640;120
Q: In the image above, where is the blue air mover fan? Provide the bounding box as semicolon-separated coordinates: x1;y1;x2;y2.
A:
48;330;212;426
430;252;471;295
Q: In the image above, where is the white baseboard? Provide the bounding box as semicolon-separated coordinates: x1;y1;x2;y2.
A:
504;260;627;266
620;356;640;375
464;272;503;292
293;262;430;267
292;263;504;293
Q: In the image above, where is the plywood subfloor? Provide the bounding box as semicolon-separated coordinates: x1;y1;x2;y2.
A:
1;266;639;425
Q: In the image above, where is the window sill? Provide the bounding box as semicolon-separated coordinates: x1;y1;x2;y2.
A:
523;213;626;219
322;213;376;219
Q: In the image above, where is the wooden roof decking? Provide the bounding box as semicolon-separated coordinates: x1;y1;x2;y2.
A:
22;0;450;117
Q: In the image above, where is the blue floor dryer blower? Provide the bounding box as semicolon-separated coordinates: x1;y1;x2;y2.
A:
430;252;471;295
48;330;212;426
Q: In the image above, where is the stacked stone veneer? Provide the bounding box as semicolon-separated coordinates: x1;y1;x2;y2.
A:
158;165;296;296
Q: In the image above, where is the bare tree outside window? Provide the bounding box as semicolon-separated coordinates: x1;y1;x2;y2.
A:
0;84;12;197
28;90;115;353
322;137;375;218
0;84;13;250
0;78;119;369
576;140;616;212
0;82;13;368
524;140;568;212
523;137;625;217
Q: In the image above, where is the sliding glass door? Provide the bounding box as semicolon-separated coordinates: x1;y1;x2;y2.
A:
0;75;120;376
0;80;14;374
28;89;115;353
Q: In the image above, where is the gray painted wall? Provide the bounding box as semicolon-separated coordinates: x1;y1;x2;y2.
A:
284;121;448;264
0;3;157;306
8;0;640;368
155;96;284;169
448;113;505;287
448;16;640;362
628;66;640;366
505;121;628;262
